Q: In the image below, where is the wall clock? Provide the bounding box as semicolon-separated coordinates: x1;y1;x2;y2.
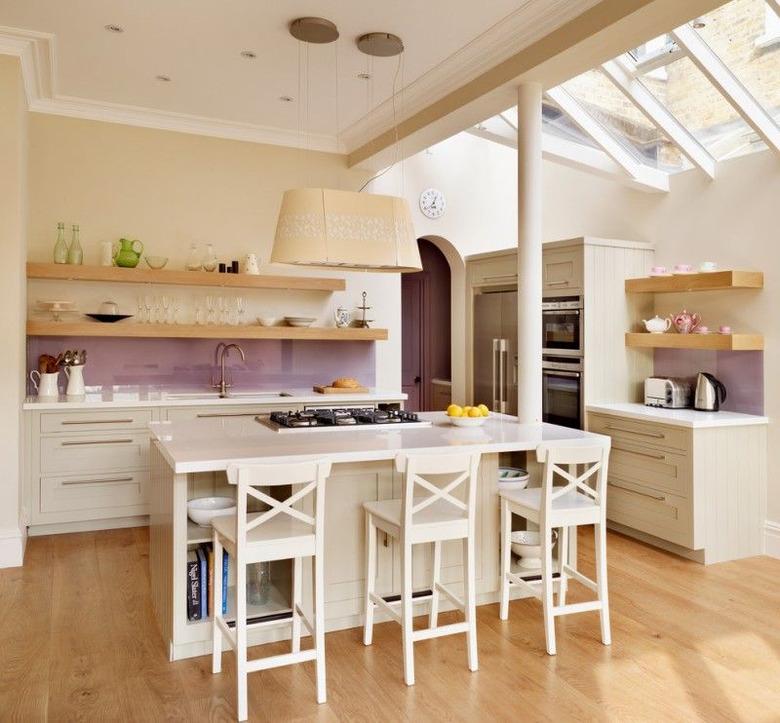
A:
419;188;446;219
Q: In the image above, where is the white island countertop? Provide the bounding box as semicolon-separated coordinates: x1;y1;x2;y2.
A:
587;403;768;428
151;412;604;473
23;386;406;410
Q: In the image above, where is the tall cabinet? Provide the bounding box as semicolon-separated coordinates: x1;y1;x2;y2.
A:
465;236;655;411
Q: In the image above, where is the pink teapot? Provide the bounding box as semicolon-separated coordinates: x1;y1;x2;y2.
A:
671;309;701;334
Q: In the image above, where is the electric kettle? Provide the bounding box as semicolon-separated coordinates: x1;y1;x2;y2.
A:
694;372;727;412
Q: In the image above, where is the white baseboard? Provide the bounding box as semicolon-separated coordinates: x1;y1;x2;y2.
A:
765;520;780;559
0;527;26;568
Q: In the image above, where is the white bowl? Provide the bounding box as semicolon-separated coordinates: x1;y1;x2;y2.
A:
187;496;236;527
497;467;529;492
257;317;279;327
510;529;558;569
447;414;487;427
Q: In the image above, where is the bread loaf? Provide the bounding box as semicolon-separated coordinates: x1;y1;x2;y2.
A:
331;377;360;389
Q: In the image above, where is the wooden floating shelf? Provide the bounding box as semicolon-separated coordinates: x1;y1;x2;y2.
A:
26;321;387;341
26;262;346;292
625;270;763;294
625;332;763;351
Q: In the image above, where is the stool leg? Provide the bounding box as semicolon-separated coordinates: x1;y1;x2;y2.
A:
463;536;479;672
363;514;376;646
401;539;415;686
235;559;248;721
558;526;569;607
211;533;223;675
291;556;302;654
540;524;556;656
429;540;441;629
595;522;611;646
313;554;327;703
499;498;511;620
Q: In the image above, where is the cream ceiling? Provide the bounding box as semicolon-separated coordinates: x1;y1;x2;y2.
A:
0;0;603;151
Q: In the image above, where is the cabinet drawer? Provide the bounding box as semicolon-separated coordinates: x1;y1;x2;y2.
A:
39;470;149;517
166;406;292;422
589;413;690;453
41;409;153;434
607;480;694;549
543;248;582;292
40;432;150;474
468;253;517;286
610;441;691;498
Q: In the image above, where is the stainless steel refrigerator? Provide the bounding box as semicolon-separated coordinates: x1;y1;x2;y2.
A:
473;290;517;414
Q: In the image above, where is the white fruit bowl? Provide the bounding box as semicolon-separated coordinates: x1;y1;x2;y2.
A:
510;529;558;569
187;496;236;527
447;415;487;427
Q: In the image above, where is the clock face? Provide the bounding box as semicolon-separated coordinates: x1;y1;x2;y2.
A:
419;188;446;219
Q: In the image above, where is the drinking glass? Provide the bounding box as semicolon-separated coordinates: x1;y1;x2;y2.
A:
173;297;182;324
137;296;145;323
236;296;246;326
206;296;215;325
161;295;171;324
144;295;153;324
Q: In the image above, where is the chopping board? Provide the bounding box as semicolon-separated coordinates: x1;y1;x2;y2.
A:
313;384;369;394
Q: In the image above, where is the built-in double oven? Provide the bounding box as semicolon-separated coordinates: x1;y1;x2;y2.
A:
542;295;583;429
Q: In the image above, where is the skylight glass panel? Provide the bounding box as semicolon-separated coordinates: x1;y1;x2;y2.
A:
637;54;767;160
694;0;780;124
561;69;688;171
540;100;600;149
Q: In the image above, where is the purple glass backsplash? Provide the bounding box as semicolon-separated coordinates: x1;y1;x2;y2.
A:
653;349;763;415
27;337;376;393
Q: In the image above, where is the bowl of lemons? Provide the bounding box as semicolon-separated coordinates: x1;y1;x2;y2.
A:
446;403;490;427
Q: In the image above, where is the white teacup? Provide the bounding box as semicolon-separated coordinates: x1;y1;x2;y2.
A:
699;261;718;273
30;370;59;399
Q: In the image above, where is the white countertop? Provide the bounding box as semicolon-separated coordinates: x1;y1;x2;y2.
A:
151;412;604;473
23;386;406;410
587;403;768;428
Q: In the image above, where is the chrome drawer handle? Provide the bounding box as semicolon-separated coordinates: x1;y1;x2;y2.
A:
60;419;135;425
196;413;261;418
605;425;665;439
61;439;134;446
62;476;135;486
546;280;569;286
610;482;665;501
613;445;665;461
483;273;517;281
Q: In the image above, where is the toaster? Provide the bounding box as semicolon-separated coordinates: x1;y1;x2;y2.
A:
644;377;692;409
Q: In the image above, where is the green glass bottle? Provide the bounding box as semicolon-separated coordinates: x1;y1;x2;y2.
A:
53;222;68;264
67;224;83;265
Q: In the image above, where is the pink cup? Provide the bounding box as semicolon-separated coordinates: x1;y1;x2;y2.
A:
719;325;732;334
674;264;693;273
650;265;667;275
695;326;709;334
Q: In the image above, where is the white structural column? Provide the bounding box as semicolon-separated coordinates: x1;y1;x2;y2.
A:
516;83;543;423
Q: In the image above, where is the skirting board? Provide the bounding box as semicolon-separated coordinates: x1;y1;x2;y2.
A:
766;520;780;559
0;527;26;569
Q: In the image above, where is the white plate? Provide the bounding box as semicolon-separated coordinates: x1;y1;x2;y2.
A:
649;272;673;277
673;271;698;275
285;319;315;327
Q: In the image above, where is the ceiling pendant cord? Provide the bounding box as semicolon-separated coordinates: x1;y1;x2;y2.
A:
297;38;303;187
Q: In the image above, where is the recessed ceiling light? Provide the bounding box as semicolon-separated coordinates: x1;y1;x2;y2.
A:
279;95;294;102
357;72;371;80
692;17;706;29
156;74;172;82
104;24;124;33
240;50;257;59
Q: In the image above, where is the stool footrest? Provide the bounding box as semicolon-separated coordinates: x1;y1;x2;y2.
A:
435;581;464;612
413;621;470;642
246;648;317;673
370;592;402;623
553;600;602;617
562;565;597;593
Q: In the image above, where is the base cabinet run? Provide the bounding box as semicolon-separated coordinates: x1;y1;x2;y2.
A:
588;412;766;564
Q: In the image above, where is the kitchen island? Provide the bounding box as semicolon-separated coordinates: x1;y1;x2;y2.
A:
149;412;603;660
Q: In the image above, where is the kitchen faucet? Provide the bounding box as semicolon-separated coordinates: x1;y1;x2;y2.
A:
214;343;246;398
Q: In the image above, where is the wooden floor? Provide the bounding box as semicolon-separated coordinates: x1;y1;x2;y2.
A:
1;529;779;722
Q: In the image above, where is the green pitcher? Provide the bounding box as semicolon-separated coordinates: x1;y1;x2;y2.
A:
114;238;144;268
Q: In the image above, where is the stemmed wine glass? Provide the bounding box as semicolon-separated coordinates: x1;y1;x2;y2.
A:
206;296;215;325
236;296;246;326
161;295;171;324
144;294;153;324
137;296;145;323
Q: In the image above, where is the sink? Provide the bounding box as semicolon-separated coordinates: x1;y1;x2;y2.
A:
164;391;292;401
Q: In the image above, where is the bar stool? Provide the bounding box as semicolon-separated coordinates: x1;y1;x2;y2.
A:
362;451;481;686
498;439;611;655
211;459;331;721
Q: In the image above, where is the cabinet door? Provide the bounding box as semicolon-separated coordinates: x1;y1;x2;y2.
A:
323;462;394;620
468;253;517;287
543;247;583;293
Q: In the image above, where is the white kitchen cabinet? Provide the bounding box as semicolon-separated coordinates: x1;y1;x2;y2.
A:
542;246;583;293
588;408;766;564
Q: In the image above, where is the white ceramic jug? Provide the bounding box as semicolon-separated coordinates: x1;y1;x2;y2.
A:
334;306;351;328
100;240;115;267
65;364;86;398
30;370;60;399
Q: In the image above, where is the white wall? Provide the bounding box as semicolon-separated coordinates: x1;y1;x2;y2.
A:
0;56;27;567
639;150;780;544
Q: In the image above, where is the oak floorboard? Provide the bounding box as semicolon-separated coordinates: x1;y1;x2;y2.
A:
0;527;778;721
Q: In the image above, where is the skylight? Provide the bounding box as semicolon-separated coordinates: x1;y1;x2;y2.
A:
468;0;779;190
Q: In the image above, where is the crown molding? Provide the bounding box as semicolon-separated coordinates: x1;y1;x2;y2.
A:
0;26;341;153
337;0;603;152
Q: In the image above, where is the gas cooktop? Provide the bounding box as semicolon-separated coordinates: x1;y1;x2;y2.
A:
262;408;431;433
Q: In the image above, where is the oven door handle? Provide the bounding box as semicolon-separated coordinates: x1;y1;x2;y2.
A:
543;370;581;378
492;338;499;411
498;338;507;413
